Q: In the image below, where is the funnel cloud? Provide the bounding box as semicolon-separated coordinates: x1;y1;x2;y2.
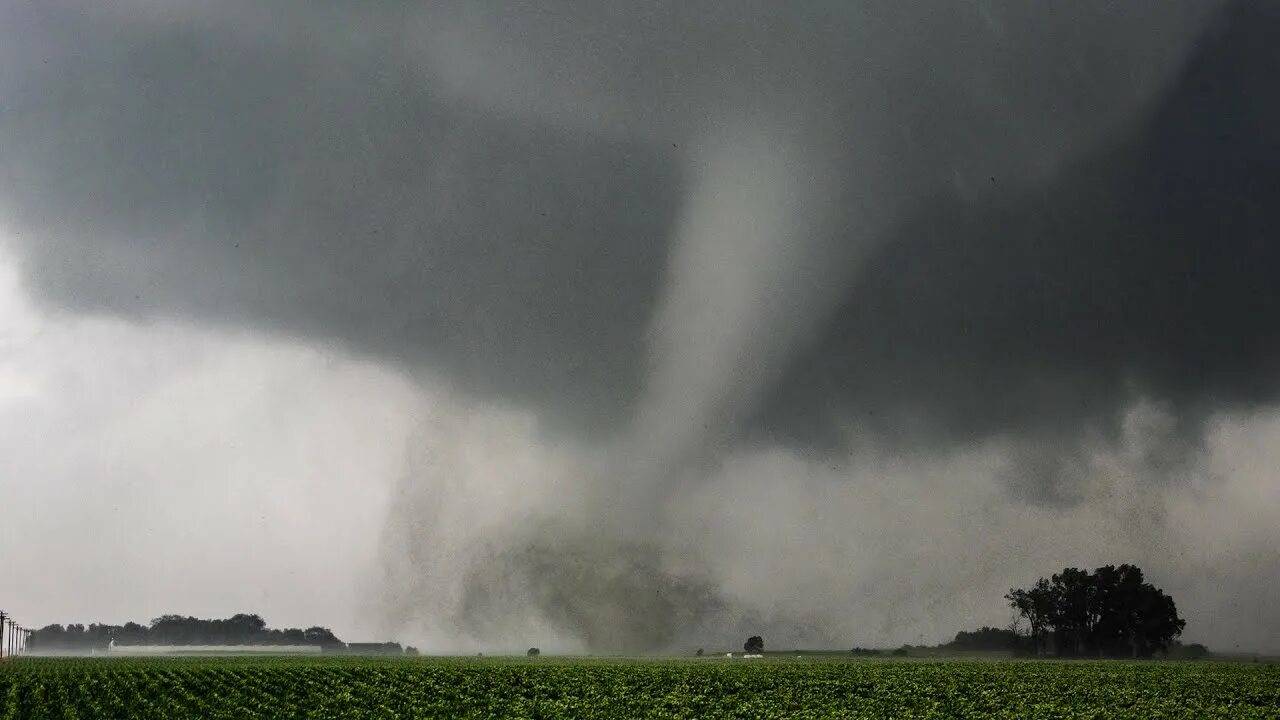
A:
2;1;1278;653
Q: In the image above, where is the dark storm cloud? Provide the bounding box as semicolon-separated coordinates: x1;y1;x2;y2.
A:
0;2;675;435
751;1;1280;471
3;1;1258;467
5;2;1259;453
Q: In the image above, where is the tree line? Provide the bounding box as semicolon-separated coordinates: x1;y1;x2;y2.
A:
28;613;344;651
844;564;1198;659
1006;564;1185;657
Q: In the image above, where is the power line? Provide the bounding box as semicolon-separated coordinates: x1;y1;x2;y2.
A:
1;613;32;657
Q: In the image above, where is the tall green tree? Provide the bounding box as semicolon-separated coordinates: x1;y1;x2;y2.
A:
1005;577;1054;656
1008;564;1184;657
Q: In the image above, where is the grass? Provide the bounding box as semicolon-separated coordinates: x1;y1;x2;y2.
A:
2;655;1277;718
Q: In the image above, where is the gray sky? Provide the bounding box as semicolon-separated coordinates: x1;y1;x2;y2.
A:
1;1;1278;652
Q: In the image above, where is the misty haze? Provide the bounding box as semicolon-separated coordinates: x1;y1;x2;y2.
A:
2;0;1278;684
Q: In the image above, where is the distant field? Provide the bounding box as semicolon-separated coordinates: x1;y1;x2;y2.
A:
2;656;1277;718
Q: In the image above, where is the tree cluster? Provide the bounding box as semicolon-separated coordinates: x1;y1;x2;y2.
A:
28;614;343;651
346;642;406;655
1006;565;1185;657
945;626;1033;654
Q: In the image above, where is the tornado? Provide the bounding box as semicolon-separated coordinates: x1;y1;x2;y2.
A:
392;1;1222;651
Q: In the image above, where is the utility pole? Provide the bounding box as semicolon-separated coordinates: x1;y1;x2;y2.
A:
0;611;7;659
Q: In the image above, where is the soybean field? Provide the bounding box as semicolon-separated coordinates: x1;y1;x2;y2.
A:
2;656;1278;719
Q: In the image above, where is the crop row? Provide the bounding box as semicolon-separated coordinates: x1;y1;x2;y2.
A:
2;657;1277;718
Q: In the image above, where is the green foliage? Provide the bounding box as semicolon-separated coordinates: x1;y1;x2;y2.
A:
947;627;1032;654
2;656;1276;718
28;615;344;652
1007;564;1186;657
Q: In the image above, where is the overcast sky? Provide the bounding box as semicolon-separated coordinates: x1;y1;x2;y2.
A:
1;1;1277;653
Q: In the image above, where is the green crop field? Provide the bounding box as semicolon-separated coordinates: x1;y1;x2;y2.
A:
2;656;1277;719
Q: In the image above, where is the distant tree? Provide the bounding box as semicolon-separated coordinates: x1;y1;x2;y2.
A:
148;615;193;644
891;647;909;657
1046;567;1095;656
116;622;148;646
31;614;347;651
229;614;267;632
695;648;704;657
1166;641;1210;659
1008;565;1185;657
1132;586;1185;657
947;627;1029;653
527;647;541;657
86;624;116;647
28;625;66;652
1005;577;1055;656
743;636;764;654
